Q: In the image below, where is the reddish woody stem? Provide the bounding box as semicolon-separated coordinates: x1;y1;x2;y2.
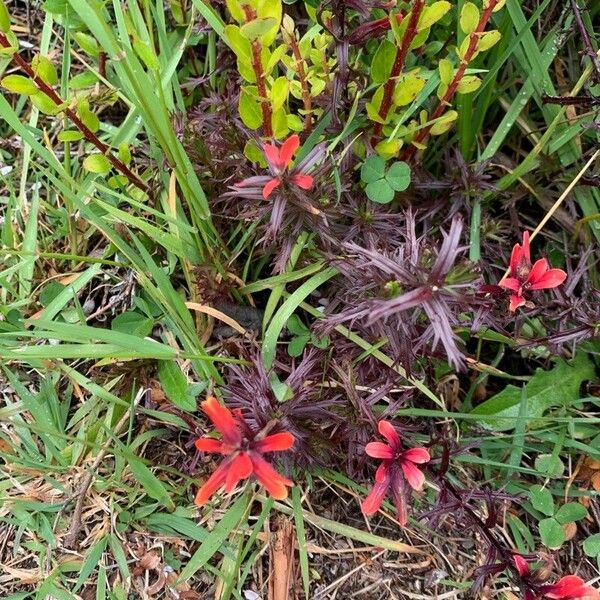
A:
242;5;273;138
371;1;426;144
0;31;149;193
403;0;500;160
288;35;313;134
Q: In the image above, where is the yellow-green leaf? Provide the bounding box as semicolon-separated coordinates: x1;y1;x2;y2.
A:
460;2;480;35
133;39;159;70
270;76;288;111
77;99;100;133
418;1;451;30
0;0;11;33
272;107;289;139
224;24;252;61
371;39;396;84
32;55;58;86
74;32;99;57
286;113;303;132
393;72;425;106
438;58;454;85
375;139;402;159
226;0;245;23
58;130;85;142
118;143;132;165
31;91;63;114
83;154;111;174
1;74;38;95
456;75;481;94
430;110;458;135
477;30;502;52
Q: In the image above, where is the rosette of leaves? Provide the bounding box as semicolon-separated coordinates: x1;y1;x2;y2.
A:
360;155;411;203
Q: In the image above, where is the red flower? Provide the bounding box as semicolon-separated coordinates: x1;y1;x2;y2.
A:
235;134;314;199
194;397;294;506
512;555;599;600
499;231;567;311
361;420;430;525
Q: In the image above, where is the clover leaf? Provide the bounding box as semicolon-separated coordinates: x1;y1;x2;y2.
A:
360;155;411;204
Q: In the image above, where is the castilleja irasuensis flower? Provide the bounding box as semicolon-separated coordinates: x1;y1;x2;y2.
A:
512;554;599;600
361;420;430;525
234;134;314;200
499;231;567;312
194;397;294;506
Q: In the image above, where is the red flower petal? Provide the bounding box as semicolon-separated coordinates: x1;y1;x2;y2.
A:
526;257;550;284
390;485;408;526
361;480;389;516
290;173;314;190
254;432;295;453
262;177;281;199
378;420;400;449
195;438;226;454
249;453;293;500
509;294;527;312
529;267;567;290
375;462;388;483
403;447;431;464
365;441;395;459
278;134;300;169
263;143;282;170
401;461;425;491
201;397;241;446
509;242;523;277
224;452;253;492
498;277;521;292
195;460;229;506
521;231;531;265
543;575;599;599
512;554;530;577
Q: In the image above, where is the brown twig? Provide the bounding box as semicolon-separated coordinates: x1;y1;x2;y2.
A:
403;0;500;160
571;0;600;84
371;1;426;144
288;35;313;134
0;31;149;193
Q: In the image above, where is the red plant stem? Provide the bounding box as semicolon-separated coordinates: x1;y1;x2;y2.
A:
0;31;149;193
242;5;273;138
371;1;426;144
403;0;500;160
289;36;313;134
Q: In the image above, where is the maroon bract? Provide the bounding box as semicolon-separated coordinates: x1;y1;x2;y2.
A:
235;134;314;200
361;420;430;525
194;397;294;506
499;231;567;312
512;555;599;600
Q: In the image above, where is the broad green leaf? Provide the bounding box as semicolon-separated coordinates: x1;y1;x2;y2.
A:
429;110;458;135
158;360;197;412
386;161;411;191
555;503;587;524
371;39;396;84
240;17;277;41
288;334;309;357
471;355;595;430
1;74;38;95
270;76;288;112
83;154;111;174
528;485;554;516
69;71;98;89
539;517;565;549
76;98;100;133
534;454;564;478
477;30;502;53
366;179;394;204
583;534;600;557
239;87;262;129
460;2;480;35
360;155;386;183
224;24;252;61
111;310;154;337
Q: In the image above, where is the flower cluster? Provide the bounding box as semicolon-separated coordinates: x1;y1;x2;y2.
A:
499;231;567;312
361;420;430;526
194;397;294;505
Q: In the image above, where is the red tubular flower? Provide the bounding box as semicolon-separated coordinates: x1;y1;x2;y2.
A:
499;231;567;311
361;420;430;525
235;134;314;200
194;397;294;506
512;555;599;600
